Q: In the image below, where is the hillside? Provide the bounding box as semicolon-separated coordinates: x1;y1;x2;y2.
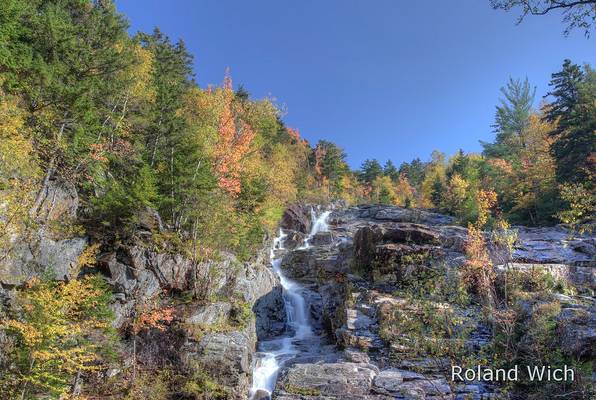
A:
0;1;594;399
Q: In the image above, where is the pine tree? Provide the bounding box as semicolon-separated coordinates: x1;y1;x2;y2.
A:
482;77;535;159
383;160;399;182
359;159;383;184
545;60;595;184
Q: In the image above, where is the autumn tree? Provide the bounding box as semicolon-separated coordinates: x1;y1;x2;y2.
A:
1;276;115;398
213;71;257;196
0;0;132;218
0;90;40;262
463;190;498;310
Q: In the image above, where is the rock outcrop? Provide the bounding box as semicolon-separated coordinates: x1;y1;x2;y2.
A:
263;204;595;400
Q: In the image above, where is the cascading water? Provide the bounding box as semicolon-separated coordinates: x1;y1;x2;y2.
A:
249;208;331;399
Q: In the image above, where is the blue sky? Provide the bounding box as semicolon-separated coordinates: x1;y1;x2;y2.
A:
116;0;594;169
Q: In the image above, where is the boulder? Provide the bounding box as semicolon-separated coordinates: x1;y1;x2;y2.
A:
280;204;312;234
186;302;232;326
98;252;160;301
253;286;286;340
184;331;253;396
276;362;378;397
310;231;334;246
134;206;164;232
355;205;455;225
495;263;595;294
513;226;595;266
557;304;595;359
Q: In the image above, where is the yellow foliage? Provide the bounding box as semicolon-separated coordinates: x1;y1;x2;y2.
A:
0;276;114;398
78;243;101;267
0;92;40;261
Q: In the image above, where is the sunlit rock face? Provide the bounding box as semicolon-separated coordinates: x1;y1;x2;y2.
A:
246;204;595;400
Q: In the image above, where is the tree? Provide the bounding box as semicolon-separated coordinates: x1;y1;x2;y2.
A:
420;151;447;208
370;176;398;205
442;174;472;221
544;60;595;185
359;159;383;184
213;71;256;196
509;114;559;224
1;275;115;398
556;182;595;233
399;158;426;187
383;160;400;182
139;29;195;227
0;0;132;218
482;77;535;159
0;90;40;262
312;140;348;192
490;0;596;36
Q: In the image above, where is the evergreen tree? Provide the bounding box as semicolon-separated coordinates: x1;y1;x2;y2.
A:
383;159;400;182
544;60;595;184
482;77;535;159
399;158;426;187
359;159;383;184
138;29;195;227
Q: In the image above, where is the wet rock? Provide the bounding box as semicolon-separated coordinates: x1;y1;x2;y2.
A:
283;231;306;250
280;247;342;282
281;204;312;234
310;231;334;246
254;286;286;340
252;389;270;400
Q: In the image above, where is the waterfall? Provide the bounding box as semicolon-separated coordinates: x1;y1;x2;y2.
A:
249;208;330;399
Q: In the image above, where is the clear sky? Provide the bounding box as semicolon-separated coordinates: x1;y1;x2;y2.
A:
116;0;594;169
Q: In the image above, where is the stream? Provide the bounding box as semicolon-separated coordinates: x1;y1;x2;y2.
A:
249;209;331;399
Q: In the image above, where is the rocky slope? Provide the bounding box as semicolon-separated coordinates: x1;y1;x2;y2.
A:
260;204;595;400
0;180;281;398
1;189;594;399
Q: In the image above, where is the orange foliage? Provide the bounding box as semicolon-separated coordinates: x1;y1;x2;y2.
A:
313;144;326;183
214;70;256;195
287;127;309;147
133;306;174;334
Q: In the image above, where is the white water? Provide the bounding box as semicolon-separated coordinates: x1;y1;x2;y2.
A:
249;208;330;399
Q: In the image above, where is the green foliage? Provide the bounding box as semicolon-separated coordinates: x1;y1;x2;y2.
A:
482;77;535;159
284;384;321;396
545;60;595;185
359;159;383;184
